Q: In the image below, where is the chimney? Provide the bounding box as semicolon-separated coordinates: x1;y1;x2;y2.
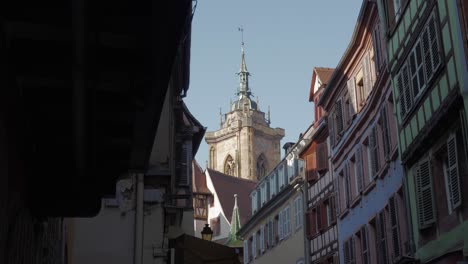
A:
282;142;295;156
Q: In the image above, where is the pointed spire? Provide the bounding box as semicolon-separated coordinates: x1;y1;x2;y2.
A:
225;194;242;247
230;27;257;112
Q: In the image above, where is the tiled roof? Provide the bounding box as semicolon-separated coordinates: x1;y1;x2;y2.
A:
314;67;335;85
192;160;211;194
207;169;257;226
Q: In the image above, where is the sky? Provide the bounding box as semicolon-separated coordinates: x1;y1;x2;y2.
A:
185;0;362;168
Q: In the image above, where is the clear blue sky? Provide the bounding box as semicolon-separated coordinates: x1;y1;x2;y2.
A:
185;0;362;168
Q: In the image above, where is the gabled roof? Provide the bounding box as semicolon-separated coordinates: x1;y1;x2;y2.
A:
206;169;257;226
309;67;335;102
192;160;211;194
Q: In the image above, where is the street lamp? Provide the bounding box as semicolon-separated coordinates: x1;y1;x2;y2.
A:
201;223;213;241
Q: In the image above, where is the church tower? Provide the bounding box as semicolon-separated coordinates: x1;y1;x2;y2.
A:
205;40;284;181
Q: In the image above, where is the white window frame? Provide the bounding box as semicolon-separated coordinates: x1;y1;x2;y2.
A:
278;165;285;189
251;192;258;214
270;173;277;198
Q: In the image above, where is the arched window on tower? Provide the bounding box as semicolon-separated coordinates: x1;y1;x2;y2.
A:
209;147;216;169
257;154;267;180
224;155;236;176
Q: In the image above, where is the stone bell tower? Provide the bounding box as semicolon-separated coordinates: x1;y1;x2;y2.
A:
204;39;284;181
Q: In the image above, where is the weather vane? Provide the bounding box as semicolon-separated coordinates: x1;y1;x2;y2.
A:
238;26;244;46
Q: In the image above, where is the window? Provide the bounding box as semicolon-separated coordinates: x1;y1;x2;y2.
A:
355;146;364;193
261;183;266;206
252;234;257;258
342;164;351;208
326;195;337;225
257;154;267;179
278;165;285;189
260;226;265;253
209;147;216;169
376;211;388;264
317;141;329;172
335;99;344;136
267;219;274;248
278;212;283;240
270;173;277;198
389;196;401;261
414;157;436;229
282;206;291;237
356;71;365;107
368;126;380;178
361;226;370;264
306;208;317;239
224;155;235;176
343;237;356;264
386;0;408;31
251;191;258;214
243;239;249;263
380;106;392;159
397;11;441;118
294;196;303;230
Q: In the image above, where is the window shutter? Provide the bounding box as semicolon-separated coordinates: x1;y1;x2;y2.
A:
178;141;191;186
356;146;364;192
306;153;318;182
381;106;391;158
345;165;351;207
422;14;441;82
363;52;373;97
252;235;257;258
376;212;388;264
344;240;350;264
307;209;317;238
402;64;412;115
372;21;383;72
447;134;462;209
389;196;401;260
321;203;328;231
260;226;265;252
278;212;283;240
317;142;329;172
329;113;335;147
350;236;356;263
396;71;406;117
316;204;323;232
347;77;357;116
415;158;436;228
369;126;379;176
336;100;344;135
330;195;337;223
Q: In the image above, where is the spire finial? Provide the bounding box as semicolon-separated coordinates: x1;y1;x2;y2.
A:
234;194;238;207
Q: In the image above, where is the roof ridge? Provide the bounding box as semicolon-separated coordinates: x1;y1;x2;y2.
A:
206;168;258;183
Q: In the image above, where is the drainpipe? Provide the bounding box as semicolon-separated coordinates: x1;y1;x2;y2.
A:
295;177;310;264
134;173;144;264
302;181;310;264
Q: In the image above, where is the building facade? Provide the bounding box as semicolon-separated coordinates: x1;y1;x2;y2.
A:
66;17;206;263
376;0;468;263
205;44;284;181
239;138;309;264
301;67;339;264
319;1;412;264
